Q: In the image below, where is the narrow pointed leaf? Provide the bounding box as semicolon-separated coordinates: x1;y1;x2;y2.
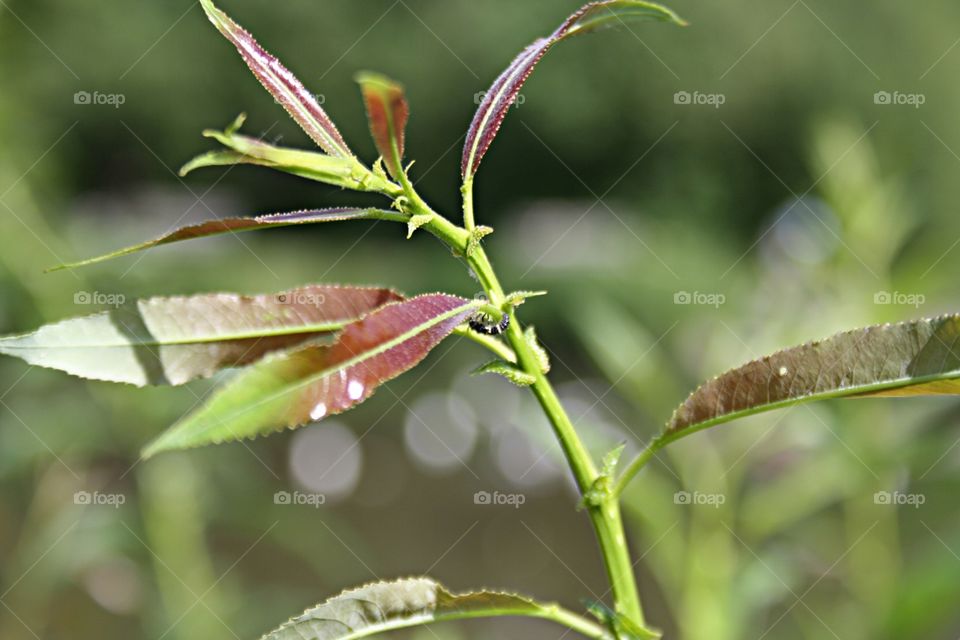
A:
0;286;402;387
199;0;352;157
462;0;684;178
356;72;409;181
182;118;394;193
48;208;407;271
142;294;479;456
260;577;611;640
664;315;960;443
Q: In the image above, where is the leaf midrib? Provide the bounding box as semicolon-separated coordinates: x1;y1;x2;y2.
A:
152;301;479;448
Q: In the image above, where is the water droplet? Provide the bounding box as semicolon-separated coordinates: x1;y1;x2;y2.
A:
347;379;365;401
310;402;327;421
778;366;789;376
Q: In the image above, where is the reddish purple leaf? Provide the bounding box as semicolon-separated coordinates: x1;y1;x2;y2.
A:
142;294;479;455
0;286;404;387
200;0;352;157
48;208;407;271
356;72;410;181
462;1;684;178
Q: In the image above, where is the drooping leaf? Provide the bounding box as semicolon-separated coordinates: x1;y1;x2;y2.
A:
663;315;960;444
0;286;402;387
472;360;535;386
48;208;407;271
142;294;479;456
181;115;396;193
199;0;352;157
356;72;409;181
461;0;684;178
260;577;612;640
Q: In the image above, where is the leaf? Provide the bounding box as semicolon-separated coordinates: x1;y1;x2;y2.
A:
356;72;409;181
199;0;352;157
461;0;684;178
472;360;536;386
260;577;612;640
142;294;479;456
0;286;402;387
48;208;407;271
664;315;960;443
181;116;395;193
525;326;551;374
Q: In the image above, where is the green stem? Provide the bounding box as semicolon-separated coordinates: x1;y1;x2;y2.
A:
408;179;648;631
475;248;647;629
394;175;652;634
461;177;477;231
613;438;664;498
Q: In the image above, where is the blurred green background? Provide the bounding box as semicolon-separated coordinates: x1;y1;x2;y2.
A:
2;0;960;638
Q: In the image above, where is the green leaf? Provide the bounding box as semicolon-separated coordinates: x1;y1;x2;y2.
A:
356;72;409;181
406;213;434;239
47;208;406;271
0;286;402;387
260;577;613;640
664;315;960;444
142;294;480;457
524;326;551;374
462;0;684;178
472;360;536;386
505;290;548;307
199;0;353;157
183;117;395;193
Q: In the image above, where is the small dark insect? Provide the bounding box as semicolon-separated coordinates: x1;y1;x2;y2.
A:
469;311;510;336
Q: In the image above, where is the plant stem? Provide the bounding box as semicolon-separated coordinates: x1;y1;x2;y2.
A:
473;247;648;630
402;179;651;633
613;438;664;498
